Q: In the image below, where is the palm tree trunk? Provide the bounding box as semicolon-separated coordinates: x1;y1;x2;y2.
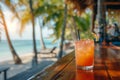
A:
58;4;67;59
0;8;22;64
29;0;38;66
38;17;46;50
91;5;96;33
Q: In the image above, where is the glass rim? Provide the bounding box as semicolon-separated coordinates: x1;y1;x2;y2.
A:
75;39;94;42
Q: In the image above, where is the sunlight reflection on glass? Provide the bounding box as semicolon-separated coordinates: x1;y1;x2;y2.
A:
76;70;94;80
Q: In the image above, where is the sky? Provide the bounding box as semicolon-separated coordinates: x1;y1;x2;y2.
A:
0;2;54;40
0;11;53;40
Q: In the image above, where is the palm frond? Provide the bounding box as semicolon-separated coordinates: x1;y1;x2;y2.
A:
74;16;89;31
19;10;32;35
4;0;20;19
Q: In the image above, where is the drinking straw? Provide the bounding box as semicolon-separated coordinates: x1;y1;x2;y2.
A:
77;29;80;40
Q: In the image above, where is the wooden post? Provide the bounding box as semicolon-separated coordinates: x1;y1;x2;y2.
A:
101;0;107;43
91;2;97;33
4;71;7;80
97;0;106;45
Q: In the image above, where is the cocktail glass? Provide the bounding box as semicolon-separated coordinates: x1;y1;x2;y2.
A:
75;40;94;70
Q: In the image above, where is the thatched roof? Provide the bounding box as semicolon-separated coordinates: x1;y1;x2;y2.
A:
66;0;120;13
65;0;93;14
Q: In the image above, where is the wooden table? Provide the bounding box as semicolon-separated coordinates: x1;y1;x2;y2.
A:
33;45;120;80
0;67;9;80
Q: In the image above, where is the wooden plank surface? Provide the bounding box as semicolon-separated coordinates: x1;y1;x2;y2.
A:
54;60;76;80
32;45;120;80
95;45;120;80
94;45;111;80
32;51;75;80
52;45;109;80
104;48;120;80
0;67;9;72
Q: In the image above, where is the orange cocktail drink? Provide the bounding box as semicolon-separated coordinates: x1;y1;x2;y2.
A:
75;40;94;70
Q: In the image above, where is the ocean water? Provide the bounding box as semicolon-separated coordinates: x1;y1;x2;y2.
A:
0;39;59;61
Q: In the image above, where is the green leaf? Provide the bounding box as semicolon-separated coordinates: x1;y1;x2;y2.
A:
74;16;86;31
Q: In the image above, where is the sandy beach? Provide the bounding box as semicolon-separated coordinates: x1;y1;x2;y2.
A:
0;47;74;80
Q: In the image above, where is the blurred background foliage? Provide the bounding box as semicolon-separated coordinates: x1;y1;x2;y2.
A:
1;0;94;42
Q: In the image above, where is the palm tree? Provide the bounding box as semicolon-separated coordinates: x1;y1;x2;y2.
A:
6;0;92;60
38;17;46;50
0;7;22;64
40;1;92;58
58;4;67;59
29;0;38;66
3;0;38;65
18;0;64;50
15;0;46;50
34;1;91;59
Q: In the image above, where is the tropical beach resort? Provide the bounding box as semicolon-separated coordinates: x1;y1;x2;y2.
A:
0;0;120;80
